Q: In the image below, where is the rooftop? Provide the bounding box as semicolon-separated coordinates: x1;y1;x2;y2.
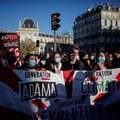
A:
21;19;37;29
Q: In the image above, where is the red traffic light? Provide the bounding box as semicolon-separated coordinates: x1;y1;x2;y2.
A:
52;13;60;18
51;13;61;31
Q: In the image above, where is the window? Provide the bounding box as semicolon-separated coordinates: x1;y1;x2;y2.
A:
107;19;110;27
115;21;118;27
33;24;36;28
113;13;117;19
118;20;120;27
50;35;53;38
46;35;49;37
34;33;37;36
28;24;30;28
108;6;111;10
93;21;96;28
112;20;116;27
101;19;105;26
42;34;45;37
109;12;112;18
40;39;43;43
102;11;105;17
23;24;26;28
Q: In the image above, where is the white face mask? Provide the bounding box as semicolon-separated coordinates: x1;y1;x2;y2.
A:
90;56;95;60
98;56;106;63
55;58;61;63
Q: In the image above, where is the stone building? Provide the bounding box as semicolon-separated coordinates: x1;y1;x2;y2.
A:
19;18;73;54
73;4;120;52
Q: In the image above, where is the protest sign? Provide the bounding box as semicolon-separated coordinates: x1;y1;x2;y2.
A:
0;68;120;119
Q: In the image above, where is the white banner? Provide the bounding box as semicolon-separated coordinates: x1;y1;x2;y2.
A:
0;68;120;120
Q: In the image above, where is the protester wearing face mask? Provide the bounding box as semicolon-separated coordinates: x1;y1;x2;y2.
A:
21;54;37;69
94;52;106;70
28;56;37;68
54;53;62;73
90;52;107;106
44;52;62;73
98;54;106;64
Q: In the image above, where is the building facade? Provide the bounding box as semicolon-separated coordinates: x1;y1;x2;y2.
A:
19;18;73;54
73;4;120;52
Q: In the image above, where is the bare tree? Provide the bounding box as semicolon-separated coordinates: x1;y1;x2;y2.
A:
20;39;38;55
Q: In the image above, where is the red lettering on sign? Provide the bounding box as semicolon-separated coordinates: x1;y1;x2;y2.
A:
6;35;18;41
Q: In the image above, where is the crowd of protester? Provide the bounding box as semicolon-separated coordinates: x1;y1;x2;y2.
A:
0;43;120;72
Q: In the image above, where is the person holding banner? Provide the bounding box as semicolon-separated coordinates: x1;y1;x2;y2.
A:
90;52;108;105
53;53;62;73
21;53;44;69
45;52;63;73
93;52;106;70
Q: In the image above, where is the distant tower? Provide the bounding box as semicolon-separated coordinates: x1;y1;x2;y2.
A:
37;22;39;29
19;20;21;29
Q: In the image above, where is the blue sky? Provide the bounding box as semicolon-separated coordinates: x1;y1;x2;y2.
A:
0;0;120;34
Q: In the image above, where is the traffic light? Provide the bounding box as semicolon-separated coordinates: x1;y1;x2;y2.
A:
51;13;61;31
